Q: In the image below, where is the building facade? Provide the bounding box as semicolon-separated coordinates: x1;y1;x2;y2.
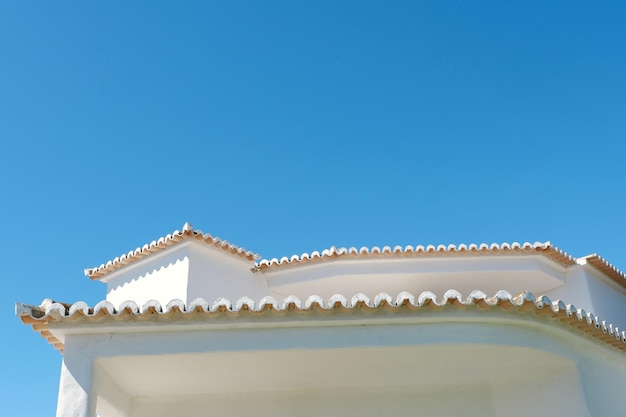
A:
18;223;626;417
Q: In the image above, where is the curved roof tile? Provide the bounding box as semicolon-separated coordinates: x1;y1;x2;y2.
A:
255;241;576;271
17;290;625;354
582;254;626;287
85;223;259;280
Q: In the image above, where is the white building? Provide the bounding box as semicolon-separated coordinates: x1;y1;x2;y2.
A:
17;223;626;417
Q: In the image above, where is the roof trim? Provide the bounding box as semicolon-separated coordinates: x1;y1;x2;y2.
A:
83;224;623;291
17;290;626;354
85;223;259;280
255;241;576;271
581;254;626;287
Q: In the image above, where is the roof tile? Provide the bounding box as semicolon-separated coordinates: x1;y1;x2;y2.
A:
582;254;626;287
255;241;576;270
85;223;259;280
17;290;625;354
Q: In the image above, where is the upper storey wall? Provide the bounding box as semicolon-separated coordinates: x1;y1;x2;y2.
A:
261;255;568;299
263;256;626;330
186;242;271;303
99;234;626;332
544;266;626;330
104;246;572;308
104;241;269;307
105;245;191;308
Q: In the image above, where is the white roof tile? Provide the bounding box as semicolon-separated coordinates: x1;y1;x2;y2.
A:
17;290;626;354
85;223;259;280
255;241;576;270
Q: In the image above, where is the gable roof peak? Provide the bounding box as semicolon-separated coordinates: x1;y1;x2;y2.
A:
85;224;259;280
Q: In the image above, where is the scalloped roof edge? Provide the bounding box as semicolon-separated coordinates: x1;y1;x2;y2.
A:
85;222;259;280
580;254;626;289
84;224;625;288
17;290;626;355
254;241;576;271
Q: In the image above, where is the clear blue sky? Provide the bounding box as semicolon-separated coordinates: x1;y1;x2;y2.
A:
1;2;625;414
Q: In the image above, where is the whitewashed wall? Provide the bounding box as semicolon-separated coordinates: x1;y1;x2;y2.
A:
52;313;626;417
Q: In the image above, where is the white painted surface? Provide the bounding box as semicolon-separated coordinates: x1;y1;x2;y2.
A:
56;338;96;417
579;353;626;417
105;245;190;308
54;235;626;417
262;256;566;299
97;345;575;397
544;266;626;330
583;267;626;330
186;241;271;303
61;315;622;417
99;236;626;331
131;386;491;417
105;241;271;308
491;366;590;417
93;363;132;417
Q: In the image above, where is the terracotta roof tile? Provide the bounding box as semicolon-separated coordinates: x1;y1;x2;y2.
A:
582;254;626;287
255;241;576;271
85;223;259;280
17;290;626;354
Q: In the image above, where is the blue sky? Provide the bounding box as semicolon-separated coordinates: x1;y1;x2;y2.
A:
2;2;625;414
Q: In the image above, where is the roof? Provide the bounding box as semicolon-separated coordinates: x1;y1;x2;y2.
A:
86;222;578;281
255;241;576;271
85;224;626;292
85;223;259;280
581;254;626;287
16;290;626;354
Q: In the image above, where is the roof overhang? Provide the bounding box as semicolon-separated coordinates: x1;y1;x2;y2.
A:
85;223;259;280
16;290;626;354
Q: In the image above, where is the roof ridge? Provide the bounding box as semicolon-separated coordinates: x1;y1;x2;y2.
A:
255;241;575;270
580;254;626;286
85;223;259;280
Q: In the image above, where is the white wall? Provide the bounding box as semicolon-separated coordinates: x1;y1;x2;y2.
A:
490;366;590;417
59;310;626;417
578;352;626;417
104;242;271;308
544;266;626;331
101;243;626;338
105;246;190;308
262;256;566;300
186;242;271;303
131;385;491;417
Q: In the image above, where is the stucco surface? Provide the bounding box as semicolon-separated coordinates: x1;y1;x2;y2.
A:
17;225;626;417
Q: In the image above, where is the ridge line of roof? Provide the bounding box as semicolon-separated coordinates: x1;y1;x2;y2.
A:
581;254;626;287
84;224;625;288
255;241;575;271
85;223;259;280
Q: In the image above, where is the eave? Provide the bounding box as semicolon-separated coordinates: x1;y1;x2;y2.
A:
85;223;259;280
16;290;626;355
